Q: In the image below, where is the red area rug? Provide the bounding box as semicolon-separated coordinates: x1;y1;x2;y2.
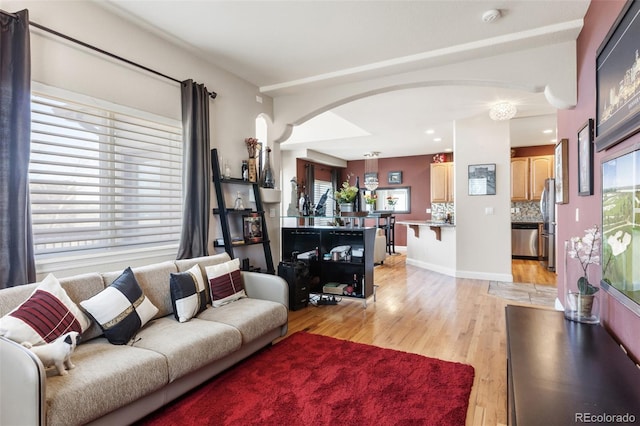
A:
139;332;475;425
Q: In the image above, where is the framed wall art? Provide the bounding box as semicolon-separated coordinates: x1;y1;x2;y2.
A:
364;172;378;182
554;138;569;204
243;213;263;243
468;164;496;196
387;171;402;184
595;0;640;151
578;119;594;196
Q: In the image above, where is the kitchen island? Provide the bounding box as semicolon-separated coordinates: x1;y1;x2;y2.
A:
398;220;456;277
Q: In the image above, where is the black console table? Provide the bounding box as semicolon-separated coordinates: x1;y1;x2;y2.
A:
506;305;640;425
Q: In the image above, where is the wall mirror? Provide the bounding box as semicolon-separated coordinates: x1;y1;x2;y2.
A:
373;186;411;213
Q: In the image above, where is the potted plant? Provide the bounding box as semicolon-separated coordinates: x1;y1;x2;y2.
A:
334;174;358;212
565;225;601;323
363;193;377;212
386;195;398;210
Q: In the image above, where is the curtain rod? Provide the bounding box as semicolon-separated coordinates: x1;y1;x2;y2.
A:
0;8;217;99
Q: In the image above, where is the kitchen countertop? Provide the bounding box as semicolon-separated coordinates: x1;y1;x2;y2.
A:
397;220;455;227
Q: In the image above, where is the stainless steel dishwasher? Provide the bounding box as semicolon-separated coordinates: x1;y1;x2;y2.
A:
511;223;539;259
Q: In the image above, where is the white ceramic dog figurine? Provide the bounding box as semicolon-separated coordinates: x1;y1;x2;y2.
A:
22;331;80;376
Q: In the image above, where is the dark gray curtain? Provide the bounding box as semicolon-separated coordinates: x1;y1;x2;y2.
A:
305;163;315;201
177;79;211;259
0;9;35;288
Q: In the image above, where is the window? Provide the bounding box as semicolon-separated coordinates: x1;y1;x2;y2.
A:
29;86;183;259
313;179;335;224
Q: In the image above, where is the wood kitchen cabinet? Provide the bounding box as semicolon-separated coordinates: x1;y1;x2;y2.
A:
510;155;553;201
510;157;529;201
529;155;553;199
430;162;454;203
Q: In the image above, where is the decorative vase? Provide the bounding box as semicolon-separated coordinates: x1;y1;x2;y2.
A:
365;203;374;213
260;148;275;188
563;240;600;324
339;203;354;214
247;158;257;183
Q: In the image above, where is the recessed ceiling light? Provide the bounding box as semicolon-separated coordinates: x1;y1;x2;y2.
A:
543;129;553;134
444;148;453;152
551;138;557;143
434;137;442;142
425;129;435;134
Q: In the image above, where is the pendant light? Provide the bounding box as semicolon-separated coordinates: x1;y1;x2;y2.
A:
364;152;380;191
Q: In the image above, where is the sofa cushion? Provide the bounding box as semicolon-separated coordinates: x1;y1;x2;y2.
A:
132;316;242;381
57;273;107;342
205;258;247;307
102;261;177;319
170;265;208;323
196;298;287;345
175;253;232;305
44;338;169;426
0;274;91;345
80;267;158;345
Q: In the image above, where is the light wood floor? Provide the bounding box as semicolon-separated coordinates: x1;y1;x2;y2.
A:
282;253;558;426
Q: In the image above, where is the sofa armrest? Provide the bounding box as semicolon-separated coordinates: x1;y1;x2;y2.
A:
241;272;289;309
0;336;46;426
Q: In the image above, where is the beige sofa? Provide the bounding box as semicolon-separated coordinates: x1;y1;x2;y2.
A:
0;253;288;426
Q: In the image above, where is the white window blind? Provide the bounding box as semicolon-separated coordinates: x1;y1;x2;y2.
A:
29;90;183;257
313;179;335;225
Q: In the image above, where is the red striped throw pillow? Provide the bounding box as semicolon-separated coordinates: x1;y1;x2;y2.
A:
205;258;247;307
0;274;91;345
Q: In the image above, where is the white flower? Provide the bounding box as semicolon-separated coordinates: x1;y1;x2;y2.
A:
607;231;631;257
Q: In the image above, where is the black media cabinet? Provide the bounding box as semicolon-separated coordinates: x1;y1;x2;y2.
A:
506;305;640;425
281;227;375;308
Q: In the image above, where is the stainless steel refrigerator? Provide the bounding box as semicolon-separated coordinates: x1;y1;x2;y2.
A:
539;178;556;271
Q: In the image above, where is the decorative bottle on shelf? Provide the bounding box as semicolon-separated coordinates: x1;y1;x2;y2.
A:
261;147;275;188
298;193;305;215
302;194;311;216
354;176;361;212
353;273;359;296
241;160;248;181
233;191;244;210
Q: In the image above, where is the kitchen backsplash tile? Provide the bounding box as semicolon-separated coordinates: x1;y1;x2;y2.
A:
432;201;541;222
431;203;454;221
511;201;543;222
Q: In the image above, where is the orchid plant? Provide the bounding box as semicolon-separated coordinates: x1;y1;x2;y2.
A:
568;225;601;295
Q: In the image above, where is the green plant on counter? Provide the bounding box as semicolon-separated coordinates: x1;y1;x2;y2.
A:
334;173;358;203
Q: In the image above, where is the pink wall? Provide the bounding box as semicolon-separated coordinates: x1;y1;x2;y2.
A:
348;155;433;246
557;0;640;361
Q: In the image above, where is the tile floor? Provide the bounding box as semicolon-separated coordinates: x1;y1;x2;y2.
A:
488;281;558;308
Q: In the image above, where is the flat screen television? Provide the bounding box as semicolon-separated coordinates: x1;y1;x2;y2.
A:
601;143;640;315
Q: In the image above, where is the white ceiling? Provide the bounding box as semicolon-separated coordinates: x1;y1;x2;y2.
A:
103;0;591;160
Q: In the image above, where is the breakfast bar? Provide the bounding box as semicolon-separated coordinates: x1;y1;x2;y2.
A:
398;220;456;277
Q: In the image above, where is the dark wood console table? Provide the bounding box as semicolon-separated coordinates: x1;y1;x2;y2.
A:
506;305;640;425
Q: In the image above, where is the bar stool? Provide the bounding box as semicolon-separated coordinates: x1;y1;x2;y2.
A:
387;216;396;254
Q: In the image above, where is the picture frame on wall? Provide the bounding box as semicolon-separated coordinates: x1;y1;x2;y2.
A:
554;138;569;204
595;0;640;151
243;213;263;243
364;172;378;182
387;171;402;184
468;164;496;196
578;119;594;196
